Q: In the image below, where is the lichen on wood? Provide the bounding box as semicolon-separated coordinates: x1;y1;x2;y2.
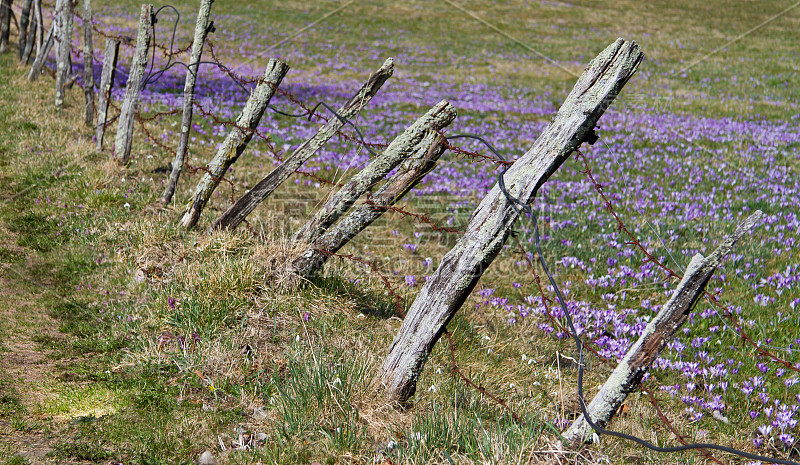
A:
113;4;153;164
54;0;72;109
293;130;449;277
211;58;394;232
378;38;644;407
161;0;214;207
181;58;289;229
291;99;456;245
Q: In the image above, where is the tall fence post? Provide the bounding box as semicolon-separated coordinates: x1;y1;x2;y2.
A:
95;38;119;151
82;0;94;126
181;58;289;229
293;131;450;277
20;0;37;63
18;0;32;61
292;100;455;245
0;0;12;53
377;39;643;406
113;3;153;164
33;0;41;54
54;0;72;109
161;0;214;207
211;57;394;232
562;211;762;447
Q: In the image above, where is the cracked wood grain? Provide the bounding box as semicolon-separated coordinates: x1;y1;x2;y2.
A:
378;39;643;406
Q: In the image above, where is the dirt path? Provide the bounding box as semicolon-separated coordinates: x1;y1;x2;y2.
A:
0;224;71;463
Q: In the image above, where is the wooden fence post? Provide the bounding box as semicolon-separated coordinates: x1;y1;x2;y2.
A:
95;38;119;150
181;58;289;229
562;211;763;447
211;57;394;232
33;0;41;53
27;18;52;81
293;131;449;277
18;0;32;61
378;39;643;406
82;0;94;126
292;100;455;245
0;0;12;53
54;0;72;109
161;0;214;207
113;3;153;164
20;0;37;63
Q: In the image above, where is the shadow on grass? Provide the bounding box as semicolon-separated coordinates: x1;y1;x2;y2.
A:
305;273;405;319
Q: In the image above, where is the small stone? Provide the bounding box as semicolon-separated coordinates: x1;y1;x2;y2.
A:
198;451;216;465
253;432;267;442
712;410;729;424
252;407;267;420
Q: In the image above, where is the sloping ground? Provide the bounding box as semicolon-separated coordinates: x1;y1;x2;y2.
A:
0;56;95;463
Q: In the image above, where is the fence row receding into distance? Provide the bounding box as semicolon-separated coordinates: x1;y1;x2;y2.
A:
6;1;795;463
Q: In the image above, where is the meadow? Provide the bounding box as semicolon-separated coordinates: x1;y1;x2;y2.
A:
0;0;798;464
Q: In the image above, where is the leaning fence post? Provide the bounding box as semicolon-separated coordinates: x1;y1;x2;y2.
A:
95;38;119;150
181;58;289;229
113;3;153;164
20;0;37;63
293;131;449;277
82;0;94;126
27;18;52;81
161;0;214;207
211;57;394;232
378;39;643;406
18;0;32;61
54;0;73;109
562;211;763;447
292;100;455;245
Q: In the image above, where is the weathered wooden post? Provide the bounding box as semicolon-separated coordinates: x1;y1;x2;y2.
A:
82;0;94;126
181;58;289;229
378;39;643;406
95;38;119;150
33;0;41;53
20;0;37;63
54;0;73;109
18;0;32;61
292;100;455;245
562;211;762;447
27;19;52;81
293;130;449;277
161;0;214;206
113;3;153;164
211;57;394;231
0;0;12;53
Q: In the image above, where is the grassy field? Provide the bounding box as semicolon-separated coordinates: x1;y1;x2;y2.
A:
0;0;799;464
